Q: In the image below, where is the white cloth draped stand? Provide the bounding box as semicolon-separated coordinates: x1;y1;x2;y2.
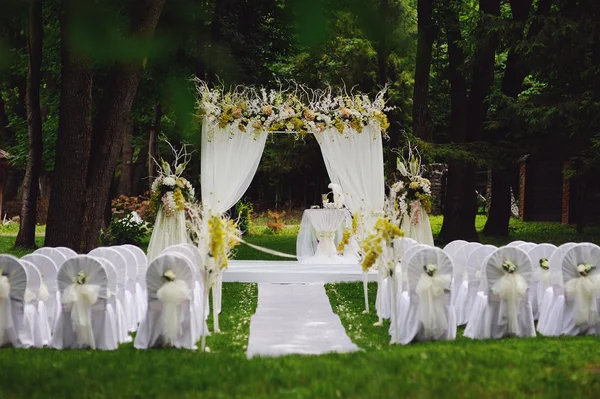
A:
296;209;354;264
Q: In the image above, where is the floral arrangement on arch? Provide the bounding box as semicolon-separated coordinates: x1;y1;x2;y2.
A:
396;143;432;219
195;79;393;137
360;217;404;272
150;141;196;217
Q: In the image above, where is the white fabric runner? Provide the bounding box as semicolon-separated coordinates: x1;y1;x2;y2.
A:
246;283;359;358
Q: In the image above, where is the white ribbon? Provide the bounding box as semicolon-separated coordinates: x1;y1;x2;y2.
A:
491;273;527;335
0;276;12;345
533;268;552;291
62;283;101;348
157;279;190;346
415;272;451;337
565;274;600;326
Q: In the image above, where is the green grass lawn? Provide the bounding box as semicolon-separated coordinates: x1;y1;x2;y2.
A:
1;217;599;398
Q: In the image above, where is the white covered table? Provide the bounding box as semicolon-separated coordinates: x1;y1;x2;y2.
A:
296;209;356;264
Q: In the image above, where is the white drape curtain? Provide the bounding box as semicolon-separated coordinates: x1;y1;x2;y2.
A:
201;121;269;214
314;126;385;236
147;209;187;262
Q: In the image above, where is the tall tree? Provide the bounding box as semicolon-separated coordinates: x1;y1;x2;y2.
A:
440;0;500;243
412;0;436;140
117;120;134;196
15;0;44;248
45;0;94;249
483;0;553;236
79;0;166;252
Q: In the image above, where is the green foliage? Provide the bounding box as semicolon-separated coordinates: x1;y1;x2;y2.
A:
235;200;253;234
102;213;149;246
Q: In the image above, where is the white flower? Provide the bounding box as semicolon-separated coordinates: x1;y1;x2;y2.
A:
577;264;586;273
74;271;87;285
539;258;549;270
502;260;517;274
163;269;176;282
175;162;186;176
424;263;437;276
163;177;176;187
161;159;172;175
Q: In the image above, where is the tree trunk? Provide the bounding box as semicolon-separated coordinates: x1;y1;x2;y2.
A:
412;0;436;140
0;88;9;145
147;103;161;189
117;120;134;196
45;0;94;250
484;0;553;235
16;0;44;249
80;0;166;252
207;0;224;83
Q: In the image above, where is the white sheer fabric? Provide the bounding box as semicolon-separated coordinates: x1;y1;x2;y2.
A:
147;209;188;262
527;243;557;320
0;255;34;348
464;247;535;339
201;122;269;214
21;260;51;347
112;246;139;330
50;256;118;350
34;247;67;270
296;209;351;264
443;240;468;259
21;253;60;333
135;253;199;349
122;244;148;324
314;126;384;236
538;243;600;337
392;247;456;345
451;242;482;309
455;245;496;326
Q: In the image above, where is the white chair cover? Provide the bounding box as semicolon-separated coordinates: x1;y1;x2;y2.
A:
95;257;119;345
538;243;600;336
464;246;535;339
21;260;51;347
451;242;482;309
507;240;526;247
537;242;576;332
393;247;455;344
34;247;67;270
0;255;33;348
518;242;536;252
296;209;351;264
455;245;497;325
135;253;199;349
55;247;78;259
50;255;117;350
22;253;60;332
442;240;468;259
527;243;557;320
88;247;131;343
122;244;148;323
113;246;139;330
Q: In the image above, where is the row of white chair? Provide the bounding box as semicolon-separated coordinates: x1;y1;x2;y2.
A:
375;238;600;344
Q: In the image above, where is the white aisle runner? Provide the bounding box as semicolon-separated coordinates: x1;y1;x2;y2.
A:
246;283;359;358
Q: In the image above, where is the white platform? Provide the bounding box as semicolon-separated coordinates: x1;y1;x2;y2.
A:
223;260;377;284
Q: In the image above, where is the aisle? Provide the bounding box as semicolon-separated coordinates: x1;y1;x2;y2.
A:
246;283;359;358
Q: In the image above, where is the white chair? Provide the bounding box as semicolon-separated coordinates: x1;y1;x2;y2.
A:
34;247;67;270
507;240;527;247
50;255;118;350
88;247;131;343
22;254;60;332
122;244;148;323
537;242;576;332
20;260;51;347
526;243;557;320
443;240;468;260
134;253;198;349
0;255;35;348
518;242;537;253
113;246;138;330
392;247;455;344
465;246;535;339
451;242;482;309
538;243;600;336
455;245;496;325
94;257;119;344
55;247;78;259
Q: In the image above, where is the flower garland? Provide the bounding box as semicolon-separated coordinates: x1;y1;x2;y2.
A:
337;212;359;252
196;80;392;137
397;155;433;215
360;217;404;272
150;143;195;218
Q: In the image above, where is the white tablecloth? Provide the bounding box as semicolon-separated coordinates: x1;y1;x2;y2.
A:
296;209;356;264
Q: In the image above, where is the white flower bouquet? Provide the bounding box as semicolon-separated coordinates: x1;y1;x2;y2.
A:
576;263;595;277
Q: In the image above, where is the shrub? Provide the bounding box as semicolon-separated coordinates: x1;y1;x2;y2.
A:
235;201;254;234
266;210;286;232
111;193;153;225
102;213;149;246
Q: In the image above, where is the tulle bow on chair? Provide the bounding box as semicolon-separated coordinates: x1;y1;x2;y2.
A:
565;267;600;326
62;274;101;348
491;261;528;335
156;271;191;346
415;264;451;337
